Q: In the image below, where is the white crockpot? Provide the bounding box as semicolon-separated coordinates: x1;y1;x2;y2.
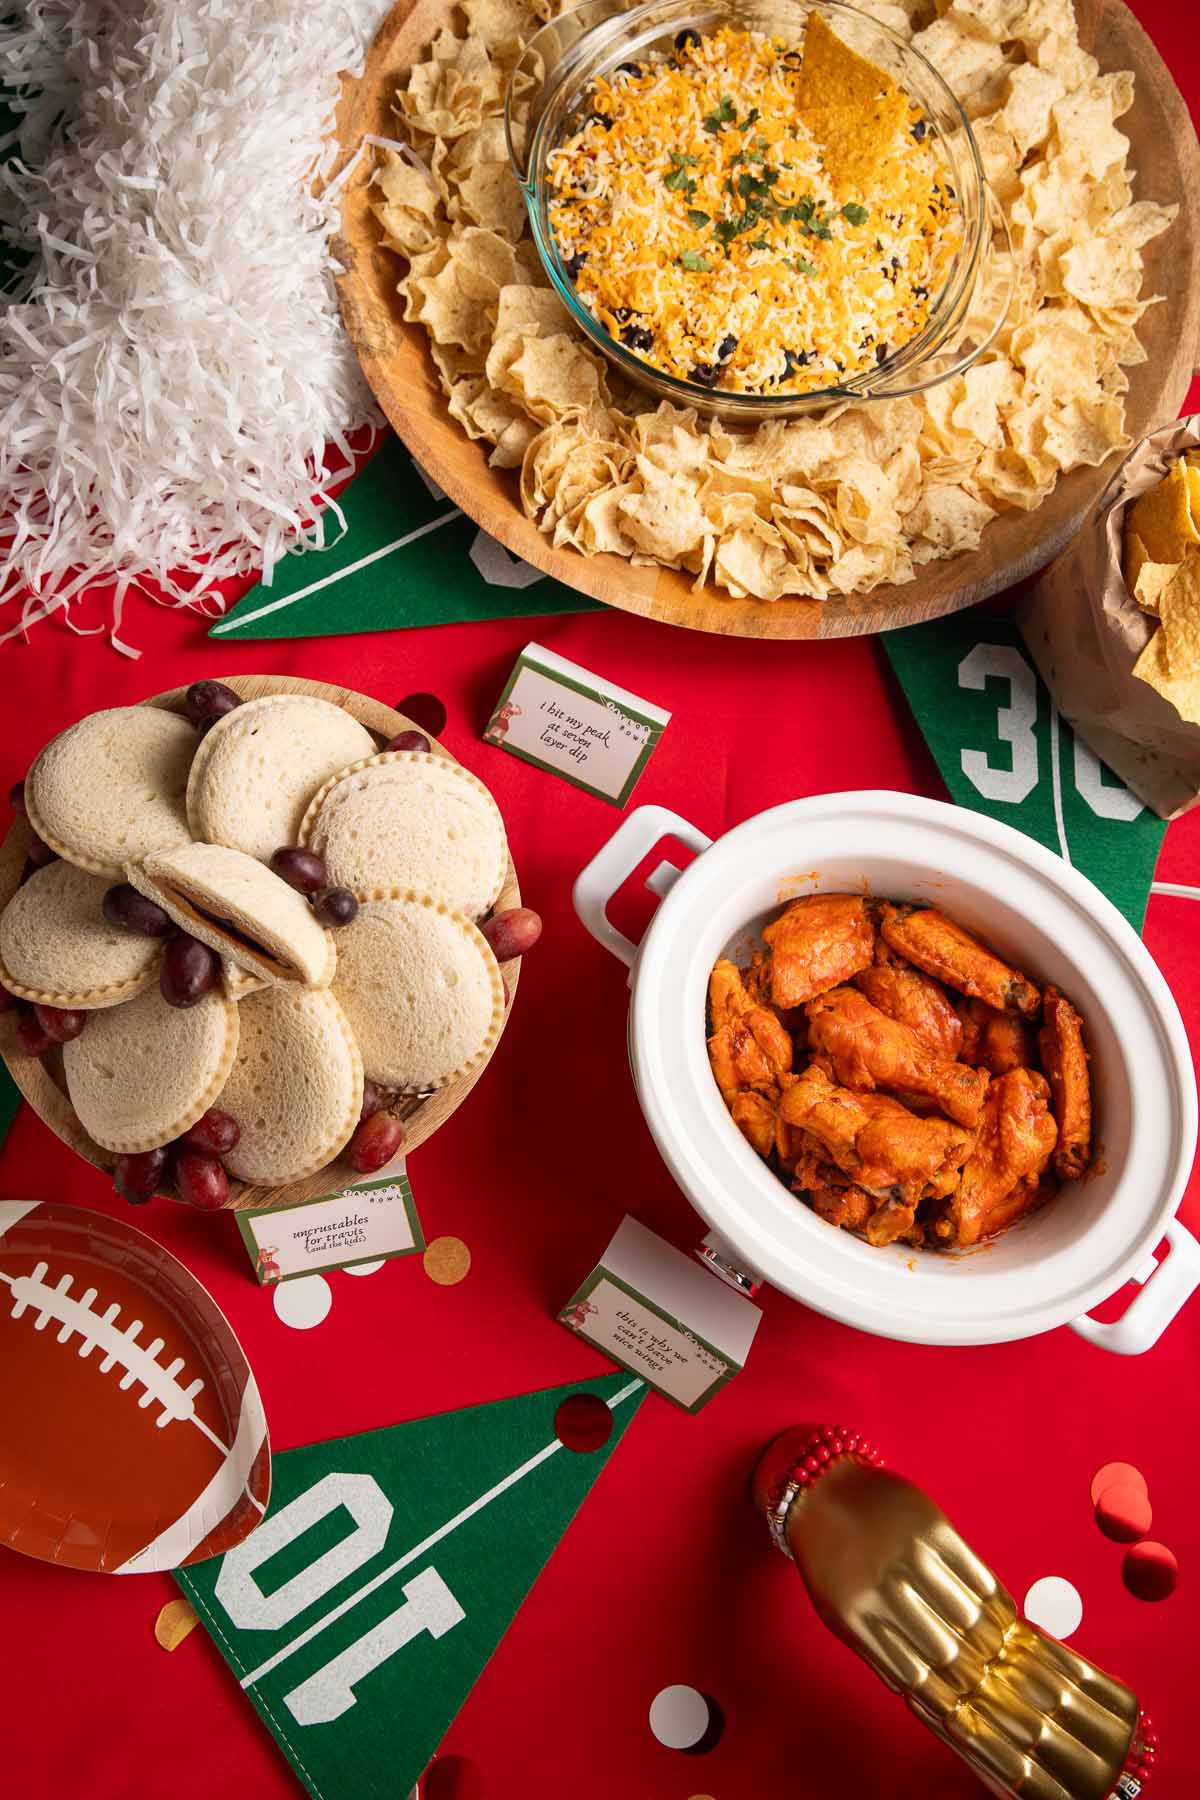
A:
574;792;1200;1352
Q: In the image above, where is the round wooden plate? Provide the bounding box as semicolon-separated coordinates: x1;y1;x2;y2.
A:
0;675;521;1214
334;0;1200;639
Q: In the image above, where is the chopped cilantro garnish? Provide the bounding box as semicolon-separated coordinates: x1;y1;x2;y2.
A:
703;95;737;133
841;202;869;225
875;237;884;252
752;235;770;250
679;249;712;272
740;107;760;129
687;208;711;226
793;257;817;276
664;156;698;196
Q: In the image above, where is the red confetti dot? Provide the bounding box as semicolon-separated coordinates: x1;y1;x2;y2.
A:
554;1392;614;1453
1090;1461;1148;1508
1095;1483;1154;1543
1123;1541;1178;1602
395;692;447;738
422;1755;484;1800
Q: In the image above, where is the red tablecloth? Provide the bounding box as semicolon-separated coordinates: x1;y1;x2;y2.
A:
5;6;1200;1794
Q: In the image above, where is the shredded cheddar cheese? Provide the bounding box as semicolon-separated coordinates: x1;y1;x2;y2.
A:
546;22;962;395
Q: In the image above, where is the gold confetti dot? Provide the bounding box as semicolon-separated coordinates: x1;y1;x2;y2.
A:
423;1235;471;1286
154;1598;199;1651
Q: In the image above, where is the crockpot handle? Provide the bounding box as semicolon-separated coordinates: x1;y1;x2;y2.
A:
1069;1218;1200;1355
573;804;712;968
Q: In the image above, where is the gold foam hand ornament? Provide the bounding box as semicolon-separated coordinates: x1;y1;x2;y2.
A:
752;1427;1157;1800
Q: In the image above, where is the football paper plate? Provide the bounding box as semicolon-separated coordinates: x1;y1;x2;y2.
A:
0;1199;269;1573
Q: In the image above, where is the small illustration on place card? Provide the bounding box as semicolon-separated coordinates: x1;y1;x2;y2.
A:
236;1164;424;1284
558;1215;761;1413
483;641;670;807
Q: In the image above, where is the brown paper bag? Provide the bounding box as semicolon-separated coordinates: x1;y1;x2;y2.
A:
1018;415;1200;820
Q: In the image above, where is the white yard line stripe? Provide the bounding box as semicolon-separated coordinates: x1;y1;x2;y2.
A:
210;508;461;635
240;1379;644;1689
1151;881;1200;903
1049;704;1070;863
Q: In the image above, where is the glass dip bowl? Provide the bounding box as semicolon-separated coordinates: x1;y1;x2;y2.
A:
505;0;1013;421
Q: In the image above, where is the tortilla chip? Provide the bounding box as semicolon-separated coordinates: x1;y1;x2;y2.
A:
1158;554;1200;675
1122;529;1179;615
1132;625;1200;724
793;12;899;110
1125;459;1200;564
797;93;912;200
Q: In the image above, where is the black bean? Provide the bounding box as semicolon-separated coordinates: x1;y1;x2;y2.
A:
946;184;956;199
617;61;641;77
876;343;889;364
562;251;587;280
717;333;738;360
782;348;811;376
621;324;654;352
585;109;612;129
690;363;719;387
911;117;927;141
914;284;928;300
674;27;701;49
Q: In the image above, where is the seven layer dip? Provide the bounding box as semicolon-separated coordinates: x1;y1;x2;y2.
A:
546;17;963;395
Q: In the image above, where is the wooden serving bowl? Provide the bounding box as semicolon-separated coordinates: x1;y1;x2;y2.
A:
0;674;521;1213
334;0;1200;640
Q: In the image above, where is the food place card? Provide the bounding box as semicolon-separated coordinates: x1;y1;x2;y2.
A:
483;641;670;807
236;1166;424;1285
558;1215;761;1412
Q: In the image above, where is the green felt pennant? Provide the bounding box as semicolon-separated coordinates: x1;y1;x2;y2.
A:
210;435;599;640
884;617;1166;932
0;1063;19;1150
176;1370;644;1800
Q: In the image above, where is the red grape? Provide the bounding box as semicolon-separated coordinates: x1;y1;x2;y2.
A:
161;933;218;1007
103;882;173;937
113;1147;169;1205
178;1109;241;1156
9;779;26;817
346;1111;405;1174
359;1078;386;1121
313;887;358;928
393;692;447;737
175;1150;229;1211
25;832;57;870
15;1011;53;1056
385;730;431;755
270;846;327;894
480;907;542;961
185;680;241;731
34;1004;86;1043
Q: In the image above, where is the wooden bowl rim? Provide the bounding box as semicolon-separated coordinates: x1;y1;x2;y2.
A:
333;0;1200;640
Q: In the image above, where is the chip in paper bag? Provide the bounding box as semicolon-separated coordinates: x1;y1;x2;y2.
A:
1019;417;1200;819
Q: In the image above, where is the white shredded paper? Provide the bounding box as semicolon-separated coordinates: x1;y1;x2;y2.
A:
0;0;391;650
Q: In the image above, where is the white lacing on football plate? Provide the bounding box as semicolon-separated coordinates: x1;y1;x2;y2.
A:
1;1261;229;1451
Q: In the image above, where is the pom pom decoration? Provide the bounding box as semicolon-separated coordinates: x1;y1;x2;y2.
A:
0;0;391;651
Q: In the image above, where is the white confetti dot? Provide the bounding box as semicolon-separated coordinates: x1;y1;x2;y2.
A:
649;1685;710;1751
343;1260;386;1277
273;1275;332;1329
1024;1576;1083;1640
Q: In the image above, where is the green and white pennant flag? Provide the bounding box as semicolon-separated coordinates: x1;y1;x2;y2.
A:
884;616;1167;932
176;1370;644;1799
210;435;600;640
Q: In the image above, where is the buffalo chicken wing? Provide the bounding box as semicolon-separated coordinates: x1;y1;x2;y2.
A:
854;946;964;1060
1039;986;1092;1178
761;893;875;1008
879;903;1041;1018
956;997;1037;1076
941;1069;1058;1246
780;1064;973;1207
806;986;988;1128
